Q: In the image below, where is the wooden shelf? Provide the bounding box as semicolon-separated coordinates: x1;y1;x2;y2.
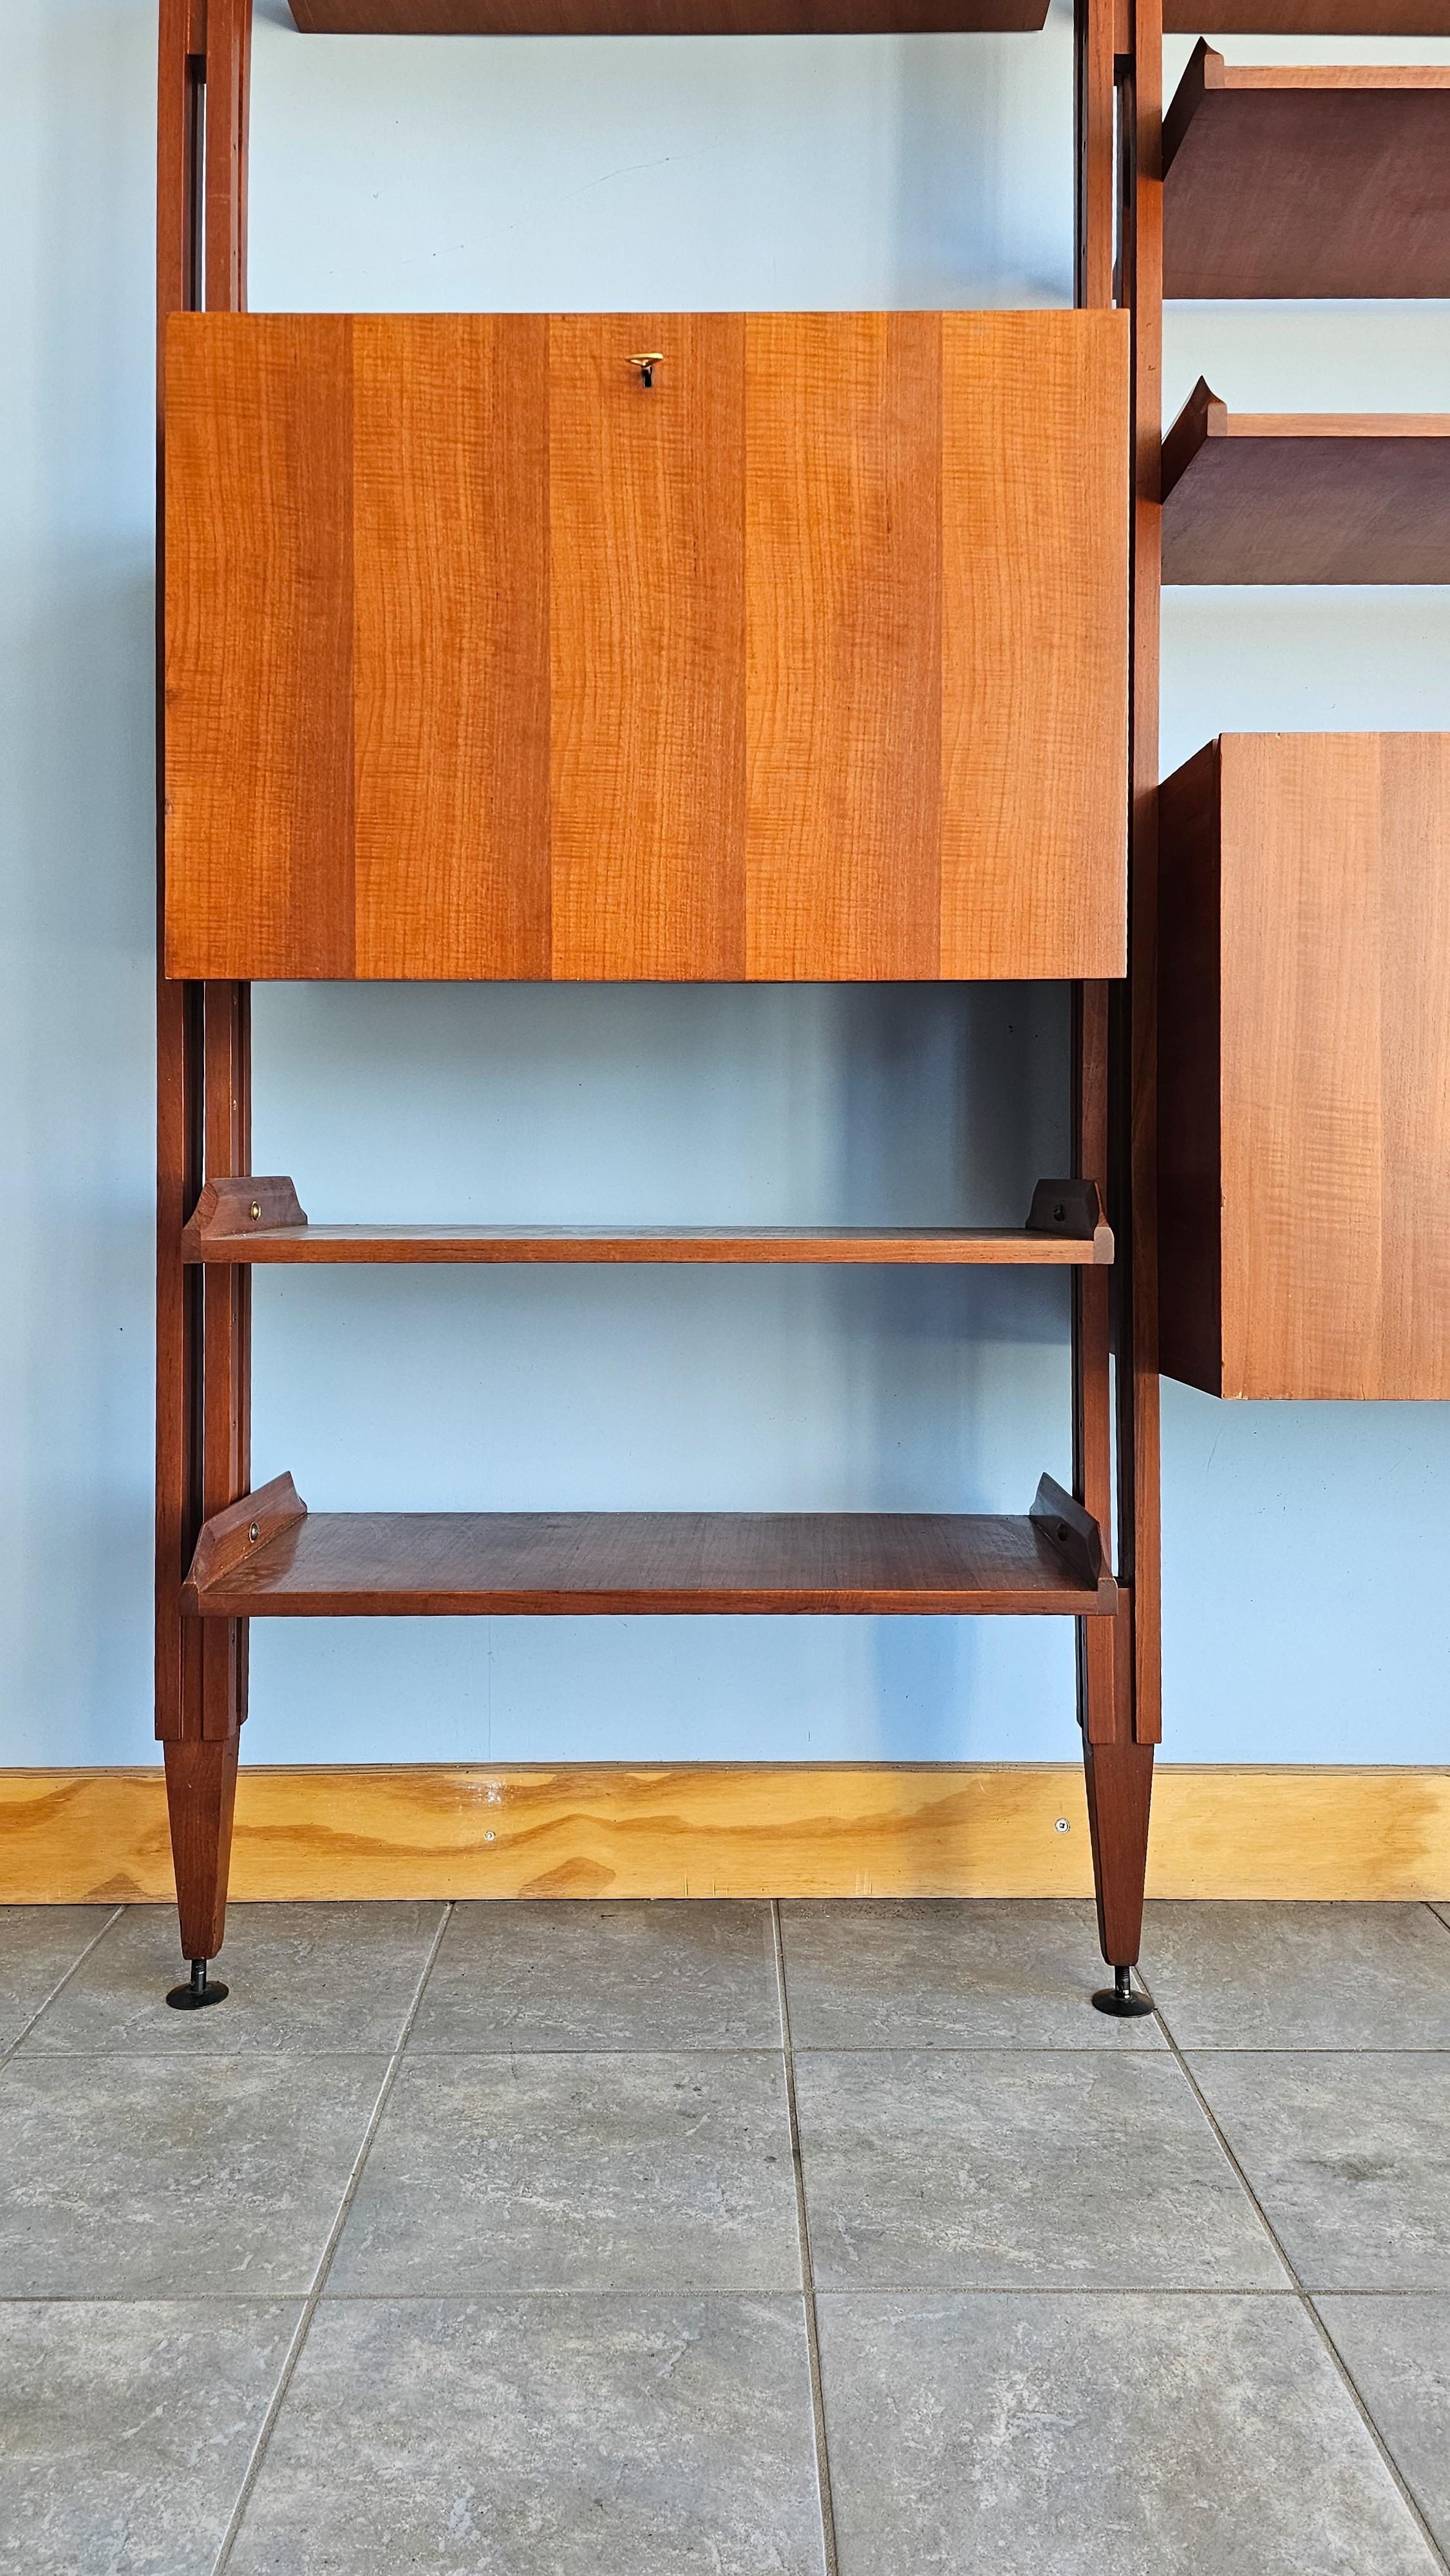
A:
1163;3;1450;25
287;3;1050;31
1162;381;1450;582
182;1473;1116;1617
179;1176;1113;1267
1163;45;1450;298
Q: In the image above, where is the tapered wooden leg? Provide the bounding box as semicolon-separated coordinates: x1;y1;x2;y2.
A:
1080;1591;1154;2014
1083;1734;1154;1968
163;1734;239;1997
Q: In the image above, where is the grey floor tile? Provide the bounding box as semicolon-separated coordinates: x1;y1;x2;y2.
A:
0;1909;115;2052
816;2291;1438;2576
0;2298;298;2576
1142;1902;1450;2049
21;1901;445;2057
228;2295;825;2576
0;2054;386;2297
1317;2295;1450;2557
1433;1904;1450;1934
1191;2053;1450;2292
795;2050;1284;2291
780;1900;1165;2050
18;1896;443;2050
410;1900;780;2052
329;2052;800;2293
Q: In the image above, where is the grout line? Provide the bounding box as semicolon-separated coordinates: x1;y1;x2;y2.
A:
0;2282;1362;2306
0;1906;126;2071
771;1900;840;2576
209;1900;455;2576
1138;1967;1450;2576
16;2040;1450;2061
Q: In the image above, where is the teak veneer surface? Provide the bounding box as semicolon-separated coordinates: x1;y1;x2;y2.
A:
1162;382;1450;582
287;2;1050;29
182;1510;1116;1616
1163;47;1450;298
1158;734;1450;1400
164;310;1129;983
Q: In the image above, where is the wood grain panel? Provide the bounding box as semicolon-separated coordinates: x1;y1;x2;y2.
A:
1221;737;1383;1398
353;316;551;976
165;312;354;976
288;2;1051;30
940;310;1129;979
6;1763;1448;1904
549;314;746;978
745;312;941;978
1158;734;1450;1399
165;310;1127;982
1379;741;1450;1397
1163;50;1450;300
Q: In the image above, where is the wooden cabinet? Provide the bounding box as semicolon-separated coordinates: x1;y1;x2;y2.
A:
1158;734;1450;1399
164;309;1128;983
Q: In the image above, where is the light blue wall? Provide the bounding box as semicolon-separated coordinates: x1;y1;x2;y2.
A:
3;0;1447;1769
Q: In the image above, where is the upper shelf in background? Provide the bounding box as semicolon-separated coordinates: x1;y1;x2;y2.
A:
1163;2;1450;24
1161;379;1450;580
287;1;1048;29
1164;44;1450;297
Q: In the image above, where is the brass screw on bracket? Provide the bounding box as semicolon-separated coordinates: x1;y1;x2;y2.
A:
629;352;664;389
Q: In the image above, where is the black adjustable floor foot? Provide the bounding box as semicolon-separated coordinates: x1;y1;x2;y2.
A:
1091;1964;1153;2018
165;1958;229;2011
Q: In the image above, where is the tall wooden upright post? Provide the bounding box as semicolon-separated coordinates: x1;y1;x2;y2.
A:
156;0;253;2005
1075;0;1161;2007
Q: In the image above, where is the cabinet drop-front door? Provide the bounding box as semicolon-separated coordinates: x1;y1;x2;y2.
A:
165;309;1129;982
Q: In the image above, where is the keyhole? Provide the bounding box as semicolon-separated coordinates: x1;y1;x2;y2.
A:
629;352;664;390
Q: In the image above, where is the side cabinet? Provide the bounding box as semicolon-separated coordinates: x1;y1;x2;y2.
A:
1158;732;1450;1399
164;308;1129;983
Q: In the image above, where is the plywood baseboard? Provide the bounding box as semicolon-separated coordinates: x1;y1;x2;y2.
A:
1;1763;1447;1904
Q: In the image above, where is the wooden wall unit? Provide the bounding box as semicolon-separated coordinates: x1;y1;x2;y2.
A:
1159;735;1450;1401
164;309;1129;985
153;0;1164;2006
136;0;1446;1990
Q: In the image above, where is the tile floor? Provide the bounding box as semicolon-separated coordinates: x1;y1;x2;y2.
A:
3;1897;1450;2572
